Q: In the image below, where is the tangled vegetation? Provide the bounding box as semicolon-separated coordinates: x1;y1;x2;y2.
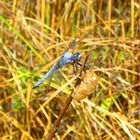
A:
0;0;140;139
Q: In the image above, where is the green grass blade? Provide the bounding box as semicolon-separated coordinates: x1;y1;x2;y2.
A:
0;14;44;63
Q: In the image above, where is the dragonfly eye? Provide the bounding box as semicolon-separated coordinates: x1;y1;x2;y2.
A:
72;52;81;61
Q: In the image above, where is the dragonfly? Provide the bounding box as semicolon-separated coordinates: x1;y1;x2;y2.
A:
33;33;88;88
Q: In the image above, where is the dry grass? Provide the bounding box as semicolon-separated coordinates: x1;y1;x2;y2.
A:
0;0;140;140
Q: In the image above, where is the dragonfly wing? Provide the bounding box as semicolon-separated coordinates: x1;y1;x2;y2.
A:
46;74;53;93
63;31;90;54
63;35;78;54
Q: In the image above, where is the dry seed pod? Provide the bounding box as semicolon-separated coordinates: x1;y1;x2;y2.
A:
72;71;100;101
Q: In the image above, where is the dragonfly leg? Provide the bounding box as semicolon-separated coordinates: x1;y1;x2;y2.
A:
73;63;82;77
72;64;77;76
73;55;89;77
75;61;82;66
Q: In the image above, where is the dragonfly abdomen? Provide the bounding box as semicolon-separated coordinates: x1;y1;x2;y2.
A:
33;63;58;88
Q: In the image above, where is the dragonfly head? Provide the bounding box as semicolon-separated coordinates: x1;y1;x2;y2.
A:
72;52;81;62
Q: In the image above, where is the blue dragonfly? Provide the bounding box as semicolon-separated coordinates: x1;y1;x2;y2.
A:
33;33;87;88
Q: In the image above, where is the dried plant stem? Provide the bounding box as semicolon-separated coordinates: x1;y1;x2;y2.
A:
47;93;73;140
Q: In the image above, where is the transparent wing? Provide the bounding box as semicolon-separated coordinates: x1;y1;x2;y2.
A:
46;75;53;93
62;31;91;55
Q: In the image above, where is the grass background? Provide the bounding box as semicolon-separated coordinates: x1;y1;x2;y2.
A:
0;0;140;139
